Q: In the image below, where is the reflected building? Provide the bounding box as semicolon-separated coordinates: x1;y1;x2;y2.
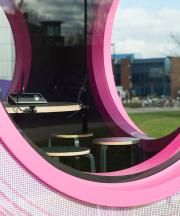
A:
170;57;180;98
113;55;180;98
131;58;171;97
16;0;99;108
21;0;85;102
0;0;102;109
0;0;107;116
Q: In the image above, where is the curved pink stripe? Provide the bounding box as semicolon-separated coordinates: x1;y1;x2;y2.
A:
0;187;31;216
0;172;53;216
90;0;145;137
6;10;31;93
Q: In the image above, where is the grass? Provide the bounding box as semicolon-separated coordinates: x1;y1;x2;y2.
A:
128;111;180;138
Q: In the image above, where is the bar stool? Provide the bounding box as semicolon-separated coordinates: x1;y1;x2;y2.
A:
42;146;96;172
93;137;140;172
48;132;94;147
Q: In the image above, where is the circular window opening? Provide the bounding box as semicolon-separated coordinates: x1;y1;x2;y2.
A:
111;0;180;138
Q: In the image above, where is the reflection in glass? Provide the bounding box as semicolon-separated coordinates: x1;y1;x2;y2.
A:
3;0;115;172
0;7;15;100
15;0;86;101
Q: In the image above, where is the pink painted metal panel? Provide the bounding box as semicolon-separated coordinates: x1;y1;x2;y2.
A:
0;0;179;208
90;0;145;137
1;138;180;214
7;10;32;94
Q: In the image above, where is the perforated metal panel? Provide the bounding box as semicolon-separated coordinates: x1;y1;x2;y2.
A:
0;139;180;216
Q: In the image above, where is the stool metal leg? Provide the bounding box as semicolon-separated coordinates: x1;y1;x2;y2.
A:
75;156;81;169
48;137;52;147
100;145;108;172
52;156;59;162
130;145;135;166
74;138;80;147
84;153;96;172
130;144;141;166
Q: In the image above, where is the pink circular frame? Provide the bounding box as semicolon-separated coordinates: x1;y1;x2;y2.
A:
90;0;149;138
0;0;179;208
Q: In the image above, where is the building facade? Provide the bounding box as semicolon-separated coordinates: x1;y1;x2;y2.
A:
113;56;180;98
170;57;180;98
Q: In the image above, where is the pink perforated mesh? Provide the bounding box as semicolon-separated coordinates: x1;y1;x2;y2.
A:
0;138;180;215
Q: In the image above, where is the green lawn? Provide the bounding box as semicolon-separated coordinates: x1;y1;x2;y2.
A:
128;111;180;138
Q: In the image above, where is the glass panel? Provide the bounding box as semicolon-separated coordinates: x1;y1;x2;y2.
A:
18;1;85;101
2;1;114;172
1;0;178;176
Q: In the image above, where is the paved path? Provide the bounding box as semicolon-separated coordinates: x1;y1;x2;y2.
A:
126;107;180;113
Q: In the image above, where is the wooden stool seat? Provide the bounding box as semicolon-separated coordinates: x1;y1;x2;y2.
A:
43;146;90;157
49;132;93;147
51;132;93;139
42;146;96;172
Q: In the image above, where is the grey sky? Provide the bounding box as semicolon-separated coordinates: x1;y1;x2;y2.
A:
112;0;180;58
